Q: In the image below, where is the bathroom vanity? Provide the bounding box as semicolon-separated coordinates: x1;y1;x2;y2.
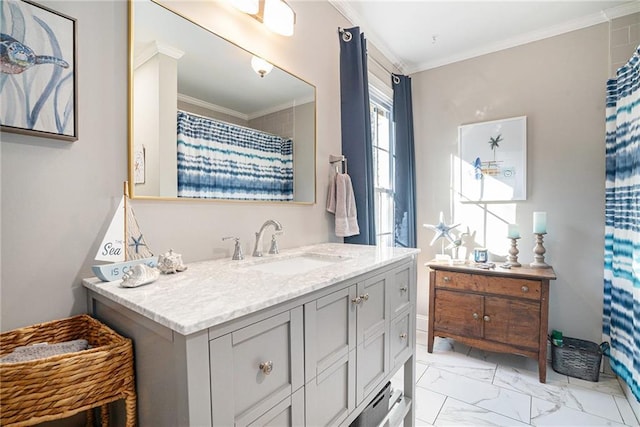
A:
83;243;419;426
426;261;556;383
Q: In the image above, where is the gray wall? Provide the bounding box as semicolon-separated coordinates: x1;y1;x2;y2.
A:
1;0;352;332
412;23;610;343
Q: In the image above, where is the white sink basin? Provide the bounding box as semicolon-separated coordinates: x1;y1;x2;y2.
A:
243;253;347;275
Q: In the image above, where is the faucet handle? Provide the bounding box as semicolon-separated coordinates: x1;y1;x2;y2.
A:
222;237;244;260
268;232;283;255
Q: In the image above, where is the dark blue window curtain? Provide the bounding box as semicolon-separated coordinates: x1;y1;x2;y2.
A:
392;74;417;248
338;27;376;245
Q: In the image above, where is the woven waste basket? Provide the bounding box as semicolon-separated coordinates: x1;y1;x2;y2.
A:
0;314;136;426
550;336;609;382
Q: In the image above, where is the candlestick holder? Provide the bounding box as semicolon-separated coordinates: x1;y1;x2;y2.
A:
507;237;521;267
530;232;551;268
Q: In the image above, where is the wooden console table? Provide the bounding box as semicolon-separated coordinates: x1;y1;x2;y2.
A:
427;262;556;383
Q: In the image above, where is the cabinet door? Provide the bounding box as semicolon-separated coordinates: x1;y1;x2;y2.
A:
304;287;356;426
304;286;357;380
356;275;389;404
210;308;304;426
484;296;540;349
305;350;355;427
434;289;483;338
246;388;304;427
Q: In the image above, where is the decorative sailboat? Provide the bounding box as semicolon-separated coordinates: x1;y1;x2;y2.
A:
92;183;158;281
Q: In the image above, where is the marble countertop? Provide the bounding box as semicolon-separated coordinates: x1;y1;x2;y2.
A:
83;243;419;335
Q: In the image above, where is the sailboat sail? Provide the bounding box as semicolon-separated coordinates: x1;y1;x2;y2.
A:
92;186;157;282
125;197;153;260
95;197;126;262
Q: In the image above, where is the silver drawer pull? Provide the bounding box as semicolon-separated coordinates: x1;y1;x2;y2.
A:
443;276;451;282
399;333;408;339
400;286;408;292
521;286;529;293
472;312;479;320
351;297;362;305
259;361;273;375
360;293;369;301
483;315;491;322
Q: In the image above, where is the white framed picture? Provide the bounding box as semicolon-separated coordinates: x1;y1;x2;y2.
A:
459;116;527;202
134;145;145;184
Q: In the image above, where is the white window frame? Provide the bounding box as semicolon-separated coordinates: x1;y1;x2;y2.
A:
369;83;395;247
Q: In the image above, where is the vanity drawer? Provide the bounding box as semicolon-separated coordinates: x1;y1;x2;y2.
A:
434;271;540;301
389;264;412;318
210;308;304;425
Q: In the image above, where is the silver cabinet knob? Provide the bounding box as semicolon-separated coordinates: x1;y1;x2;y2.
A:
521;285;529;293
400;332;408;339
443;276;451;282
400;286;408;292
483;315;491;322
351;297;362;305
259;361;273;375
472;312;479;320
360;293;369;301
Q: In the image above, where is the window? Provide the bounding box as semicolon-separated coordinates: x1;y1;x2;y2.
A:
370;88;395;247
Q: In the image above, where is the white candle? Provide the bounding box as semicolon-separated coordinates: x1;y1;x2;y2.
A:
533;212;547;234
507;224;520;239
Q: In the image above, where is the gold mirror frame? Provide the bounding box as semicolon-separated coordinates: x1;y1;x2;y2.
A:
127;0;317;203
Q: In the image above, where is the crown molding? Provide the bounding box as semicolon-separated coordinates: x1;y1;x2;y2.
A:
134;41;184;70
178;94;248;121
409;2;640;73
330;1;640;75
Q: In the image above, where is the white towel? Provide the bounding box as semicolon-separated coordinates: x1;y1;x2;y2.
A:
334;173;359;237
326;173;336;213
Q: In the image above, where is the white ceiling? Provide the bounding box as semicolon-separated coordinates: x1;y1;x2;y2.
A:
329;0;640;74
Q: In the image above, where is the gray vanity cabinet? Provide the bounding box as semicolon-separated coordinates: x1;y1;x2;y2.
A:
86;254;417;427
209;308;304;427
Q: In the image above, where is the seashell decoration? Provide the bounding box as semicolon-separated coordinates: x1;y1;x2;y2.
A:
157;249;188;274
120;264;160;288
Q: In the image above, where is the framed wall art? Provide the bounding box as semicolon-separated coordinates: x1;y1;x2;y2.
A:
459;116;527;202
0;0;77;141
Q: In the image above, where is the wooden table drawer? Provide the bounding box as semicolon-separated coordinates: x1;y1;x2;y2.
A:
435;271;540;301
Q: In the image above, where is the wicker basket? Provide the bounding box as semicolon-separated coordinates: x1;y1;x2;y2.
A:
550;336;605;382
0;314;136;426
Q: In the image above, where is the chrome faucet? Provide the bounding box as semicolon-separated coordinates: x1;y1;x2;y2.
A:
253;219;283;257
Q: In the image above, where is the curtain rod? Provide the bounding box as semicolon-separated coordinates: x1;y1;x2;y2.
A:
338;28;401;83
368;55;401;84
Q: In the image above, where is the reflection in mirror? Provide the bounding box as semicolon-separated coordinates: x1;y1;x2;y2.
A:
130;0;316;202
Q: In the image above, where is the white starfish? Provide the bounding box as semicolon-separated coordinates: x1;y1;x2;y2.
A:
423;212;460;246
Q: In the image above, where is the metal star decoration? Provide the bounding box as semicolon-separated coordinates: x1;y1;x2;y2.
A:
423;212;460;246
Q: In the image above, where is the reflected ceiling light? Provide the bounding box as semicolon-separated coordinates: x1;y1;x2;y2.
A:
251;56;273;78
228;0;295;37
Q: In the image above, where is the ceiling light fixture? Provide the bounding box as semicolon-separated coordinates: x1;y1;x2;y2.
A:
229;0;295;37
251;56;274;78
228;0;259;14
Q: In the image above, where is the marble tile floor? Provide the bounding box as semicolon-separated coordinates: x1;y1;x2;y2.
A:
392;337;640;426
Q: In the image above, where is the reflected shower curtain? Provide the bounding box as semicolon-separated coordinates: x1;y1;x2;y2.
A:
338;26;376;245
392;74;417;248
603;45;640;401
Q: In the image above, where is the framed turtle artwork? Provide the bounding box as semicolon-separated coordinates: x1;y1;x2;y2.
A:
1;0;77;141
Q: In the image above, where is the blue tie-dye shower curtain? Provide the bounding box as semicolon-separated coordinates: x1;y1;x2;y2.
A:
603;45;640;402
